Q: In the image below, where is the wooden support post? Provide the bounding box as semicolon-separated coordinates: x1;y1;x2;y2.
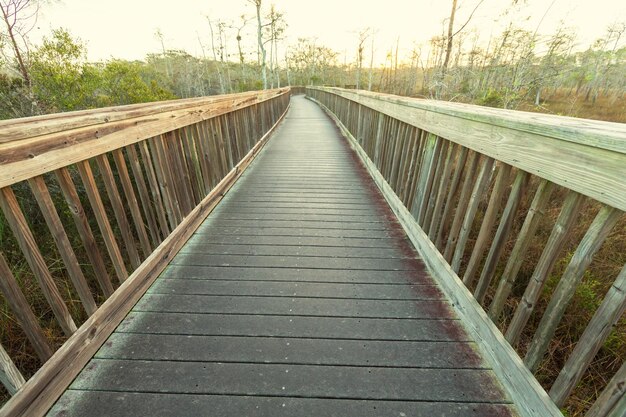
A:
450;156;496;274
94;155;142;269
0;253;53;361
585;361;626;417
473;170;529;303
0;187;77;336
489;179;555;319
524;205;622;372
0;342;24;395
77;160;129;283
112;149;152;258
549;263;626;406
125;144;161;246
427;143;456;240
27;176;98;316
435;146;469;249
55;167;115;297
462;163;511;284
505;191;584;346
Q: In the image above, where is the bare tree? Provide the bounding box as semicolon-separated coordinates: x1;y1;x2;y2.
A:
355;28;369;89
0;0;42;83
248;0;267;89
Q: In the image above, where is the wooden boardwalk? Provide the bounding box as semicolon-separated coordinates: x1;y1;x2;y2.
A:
48;96;517;417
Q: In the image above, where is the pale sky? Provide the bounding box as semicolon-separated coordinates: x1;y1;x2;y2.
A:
31;0;626;65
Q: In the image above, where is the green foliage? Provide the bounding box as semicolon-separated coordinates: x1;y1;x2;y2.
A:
96;60;175;106
29;28;99;112
479;89;504;107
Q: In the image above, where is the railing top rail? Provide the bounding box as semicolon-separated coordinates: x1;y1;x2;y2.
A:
312;86;626;155
309;86;626;212
0;88;290;189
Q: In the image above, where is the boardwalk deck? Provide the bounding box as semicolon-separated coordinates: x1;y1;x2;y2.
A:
48;96;517;417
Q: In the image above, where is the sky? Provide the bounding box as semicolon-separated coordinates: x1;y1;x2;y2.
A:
30;0;626;65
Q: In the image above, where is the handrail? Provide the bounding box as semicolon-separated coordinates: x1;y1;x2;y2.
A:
307;86;625;417
0;87;291;415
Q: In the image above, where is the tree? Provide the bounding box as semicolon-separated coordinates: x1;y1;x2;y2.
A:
0;0;41;83
249;0;267;89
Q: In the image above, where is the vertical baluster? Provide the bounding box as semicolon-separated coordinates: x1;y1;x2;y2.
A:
77;160;129;283
427;143;457;240
450;157;496;273
585;362;626;417
28;176;97;315
139;141;174;234
489;179;555;319
443;151;480;261
0;187;77;336
473;170;529;303
550;263;626;406
94;155;141;269
0;253;53;361
435;146;469;249
111;149;152;258
0;341;24;395
524;205;622;372
125;144;162;245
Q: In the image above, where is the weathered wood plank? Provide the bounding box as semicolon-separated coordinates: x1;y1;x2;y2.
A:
76;160;129;283
0;253;53;361
27;176;97;316
0;342;24;395
309;87;626;211
524;205;622;372
0;187;77;336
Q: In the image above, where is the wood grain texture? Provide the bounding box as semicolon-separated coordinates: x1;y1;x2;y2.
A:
309;87;626;212
585;361;626;417
0;253;53;361
0;187;77;336
309;94;560;417
76;160;129;283
524;205;622;372
0;342;24;395
27;176;97;316
0;94;289;417
55;167;115;298
0;89;289;188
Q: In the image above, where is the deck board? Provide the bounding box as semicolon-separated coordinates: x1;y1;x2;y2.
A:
49;96;517;416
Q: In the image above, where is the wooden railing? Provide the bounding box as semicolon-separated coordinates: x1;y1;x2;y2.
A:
0;88;290;415
307;86;626;417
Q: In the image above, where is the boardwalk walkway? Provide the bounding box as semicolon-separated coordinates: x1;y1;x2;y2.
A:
48;96;516;416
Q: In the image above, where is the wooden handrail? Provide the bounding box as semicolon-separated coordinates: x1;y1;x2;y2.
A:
0;88;291;414
307;86;625;417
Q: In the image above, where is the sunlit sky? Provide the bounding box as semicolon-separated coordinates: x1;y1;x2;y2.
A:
31;0;626;65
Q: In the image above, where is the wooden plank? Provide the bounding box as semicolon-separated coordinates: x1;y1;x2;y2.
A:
505;191;584;346
462;164;511;285
0;89;290;188
125;144;161;245
27;176;98;316
71;359;505;403
435;146;469;248
489;179;555;319
148;279;440;299
450;156;495;273
97;334;478;367
0;95;289;417
112;149;152;257
443;152;480;261
310;94;562;417
118;311;466;341
94;155;142;268
55;167;115;297
49;391;516;417
144;138;179;230
76;160;129;283
0;342;24;395
309;87;626;212
474;170;529;303
160;265;426;284
585;362;626;417
549;263;626;406
0;187;77;336
524;205;622;372
135;142;170;238
0;253;53;361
